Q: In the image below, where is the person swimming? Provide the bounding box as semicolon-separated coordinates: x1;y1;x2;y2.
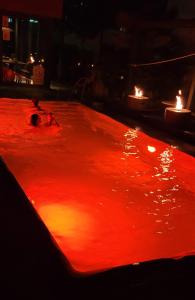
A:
32;99;42;110
30;113;42;126
47;112;59;126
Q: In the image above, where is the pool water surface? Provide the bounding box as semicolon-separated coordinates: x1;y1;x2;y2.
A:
1;98;195;273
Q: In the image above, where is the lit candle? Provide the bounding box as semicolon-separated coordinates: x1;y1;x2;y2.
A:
164;90;191;127
135;86;143;98
175;90;183;111
128;86;149;110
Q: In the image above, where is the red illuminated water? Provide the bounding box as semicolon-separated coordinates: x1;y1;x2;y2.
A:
1;98;195;273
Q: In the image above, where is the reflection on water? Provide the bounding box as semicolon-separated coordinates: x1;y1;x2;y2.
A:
120;132;183;235
146;147;181;234
147;145;156;153
122;129;139;158
157;147;176;181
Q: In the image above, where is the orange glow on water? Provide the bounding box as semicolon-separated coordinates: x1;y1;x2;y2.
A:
39;203;94;250
1;98;195;274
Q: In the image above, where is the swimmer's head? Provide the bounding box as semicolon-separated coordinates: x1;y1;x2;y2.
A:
30;113;41;126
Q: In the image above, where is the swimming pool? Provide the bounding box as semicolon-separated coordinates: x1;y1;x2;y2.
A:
1;98;195;274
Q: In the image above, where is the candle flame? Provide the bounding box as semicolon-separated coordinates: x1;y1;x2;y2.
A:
175;90;183;110
30;54;35;64
134;86;143;98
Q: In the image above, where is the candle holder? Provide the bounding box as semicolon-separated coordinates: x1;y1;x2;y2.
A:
127;86;149;111
164;90;191;128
